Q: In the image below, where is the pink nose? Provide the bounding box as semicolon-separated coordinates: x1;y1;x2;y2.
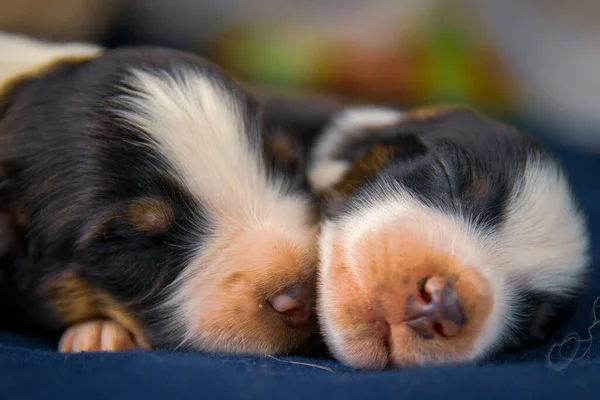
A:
404;276;467;338
269;283;313;328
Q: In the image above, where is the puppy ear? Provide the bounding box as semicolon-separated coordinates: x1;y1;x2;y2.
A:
319;133;429;218
307;104;487;194
307;106;401;193
308;106;439;209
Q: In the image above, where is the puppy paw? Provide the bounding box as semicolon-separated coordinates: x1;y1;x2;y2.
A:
58;319;145;353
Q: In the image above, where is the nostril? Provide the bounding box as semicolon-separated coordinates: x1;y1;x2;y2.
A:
433;322;444;336
418;276;432;302
269;283;314;328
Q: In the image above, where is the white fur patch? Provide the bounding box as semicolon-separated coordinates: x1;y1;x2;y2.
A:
308;106;403;192
0;32;102;88
497;155;590;294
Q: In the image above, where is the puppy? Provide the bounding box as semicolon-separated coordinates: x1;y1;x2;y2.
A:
307;105;590;369
0;33;318;355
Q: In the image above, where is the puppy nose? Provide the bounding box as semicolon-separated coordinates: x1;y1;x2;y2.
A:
269;283;313;328
404;276;466;339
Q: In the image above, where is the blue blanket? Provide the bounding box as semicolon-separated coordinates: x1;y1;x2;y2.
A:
2;122;599;399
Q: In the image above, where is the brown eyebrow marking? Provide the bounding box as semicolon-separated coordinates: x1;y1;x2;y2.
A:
221;271;246;290
329;143;397;198
264;133;298;166
127;197;174;236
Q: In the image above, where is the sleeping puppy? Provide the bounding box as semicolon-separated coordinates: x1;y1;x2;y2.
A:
0;33;318;354
308;105;590;369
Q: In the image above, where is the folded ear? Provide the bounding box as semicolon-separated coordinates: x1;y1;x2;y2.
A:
308;105;443;191
307;104;486;194
320;131;431;218
308;104;485;218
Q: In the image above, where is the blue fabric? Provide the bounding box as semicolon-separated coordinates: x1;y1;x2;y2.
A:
2;123;600;399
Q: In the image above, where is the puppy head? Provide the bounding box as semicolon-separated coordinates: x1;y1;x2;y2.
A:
312;106;590;369
0;39;320;355
107;51;320;354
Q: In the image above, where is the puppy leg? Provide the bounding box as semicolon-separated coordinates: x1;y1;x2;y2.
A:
58;319;149;353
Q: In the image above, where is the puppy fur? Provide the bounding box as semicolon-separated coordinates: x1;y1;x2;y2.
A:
0;33;319;355
308;105;590;369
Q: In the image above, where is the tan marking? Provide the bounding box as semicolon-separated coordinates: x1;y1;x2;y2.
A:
265;133;297;166
127;198;174;236
58;319;141;353
329;144;396;200
44;271;150;348
221;271;246;291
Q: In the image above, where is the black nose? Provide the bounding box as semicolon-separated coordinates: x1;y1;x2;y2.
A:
404;276;466;338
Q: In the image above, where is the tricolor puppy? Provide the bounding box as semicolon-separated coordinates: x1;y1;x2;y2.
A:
308;105;590;369
0;33;318;354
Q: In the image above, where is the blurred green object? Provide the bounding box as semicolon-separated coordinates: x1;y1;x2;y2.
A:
219;28;321;90
211;2;516;112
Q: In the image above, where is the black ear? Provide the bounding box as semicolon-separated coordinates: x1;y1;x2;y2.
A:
320;132;430;219
308;105;482;216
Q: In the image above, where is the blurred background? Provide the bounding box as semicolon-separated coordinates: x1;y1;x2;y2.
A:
1;0;599;151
